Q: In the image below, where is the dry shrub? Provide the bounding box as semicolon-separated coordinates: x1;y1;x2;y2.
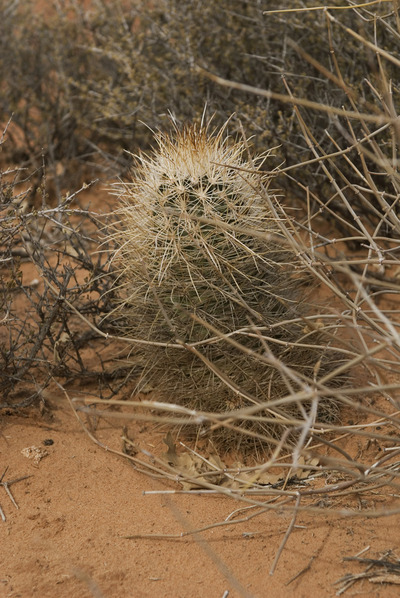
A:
0;0;144;191
1;0;398;211
0;127;129;408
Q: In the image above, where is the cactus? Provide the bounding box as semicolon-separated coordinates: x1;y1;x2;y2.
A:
109;122;344;454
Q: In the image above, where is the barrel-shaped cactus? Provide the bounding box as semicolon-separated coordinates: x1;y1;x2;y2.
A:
110;122;343;453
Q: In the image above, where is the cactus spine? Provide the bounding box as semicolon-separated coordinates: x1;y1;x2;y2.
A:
110;122;342;453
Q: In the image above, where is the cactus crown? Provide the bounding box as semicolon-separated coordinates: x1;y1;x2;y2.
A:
113;123;295;326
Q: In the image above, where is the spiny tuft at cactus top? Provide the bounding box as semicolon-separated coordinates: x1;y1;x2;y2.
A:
108;122;344;454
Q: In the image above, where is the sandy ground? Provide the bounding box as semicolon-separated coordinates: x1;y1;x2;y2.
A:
1;387;400;598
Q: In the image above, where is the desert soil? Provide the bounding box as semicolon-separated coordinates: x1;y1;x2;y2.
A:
2;390;400;598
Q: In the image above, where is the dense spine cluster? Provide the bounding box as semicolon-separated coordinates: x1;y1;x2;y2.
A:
110;123;342;453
